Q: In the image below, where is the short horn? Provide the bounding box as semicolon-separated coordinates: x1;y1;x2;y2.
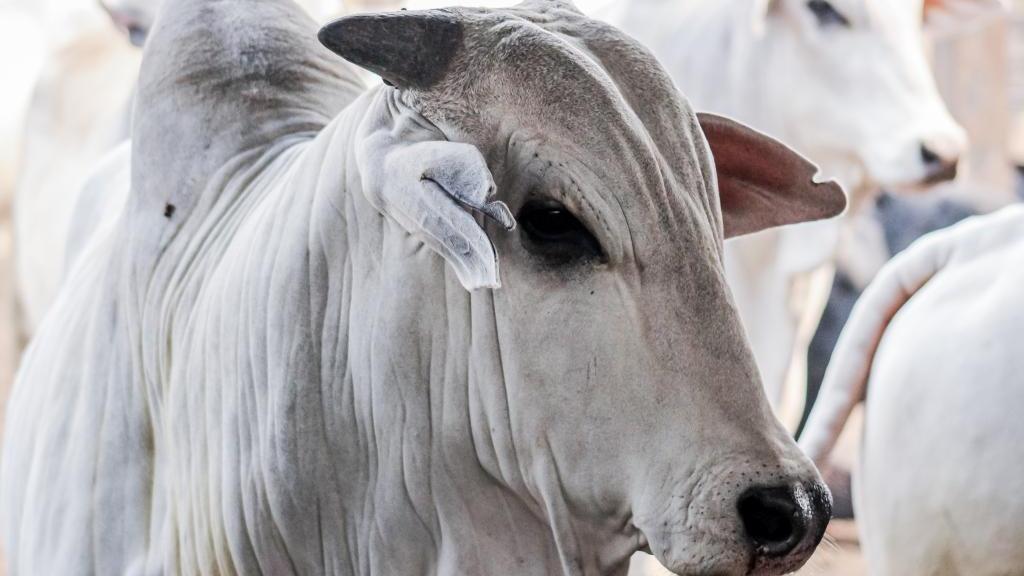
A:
318;10;463;90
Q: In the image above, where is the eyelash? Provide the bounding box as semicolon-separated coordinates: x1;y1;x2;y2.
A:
518;200;604;264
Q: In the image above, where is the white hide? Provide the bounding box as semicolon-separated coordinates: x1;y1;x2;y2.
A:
1;2;837;574
62;142;132;274
0;10;47;203
12;0;345;341
99;0;343;44
12;24;140;338
602;0;984;427
800;205;1024;575
0;0;128;217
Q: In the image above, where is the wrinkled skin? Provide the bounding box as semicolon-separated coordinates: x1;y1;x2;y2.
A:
2;1;833;575
11;0;344;344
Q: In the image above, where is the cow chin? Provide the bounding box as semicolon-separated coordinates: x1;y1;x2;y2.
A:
645;532;818;576
641;528;750;576
633;490;752;576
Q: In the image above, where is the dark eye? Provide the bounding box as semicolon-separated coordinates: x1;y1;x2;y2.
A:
807;0;850;27
518;200;603;263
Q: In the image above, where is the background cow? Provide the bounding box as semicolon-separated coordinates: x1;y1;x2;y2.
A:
800;205;1024;575
9;0;346;344
11;16;140;340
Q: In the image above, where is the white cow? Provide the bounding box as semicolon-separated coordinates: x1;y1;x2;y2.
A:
12;21;141;339
603;0;1005;427
800;205;1024;575
1;1;843;573
11;0;346;341
0;10;47;201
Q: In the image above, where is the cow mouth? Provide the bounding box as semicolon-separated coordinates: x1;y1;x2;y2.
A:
745;538;821;576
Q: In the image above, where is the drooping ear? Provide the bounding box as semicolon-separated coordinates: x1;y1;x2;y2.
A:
318;10;463;89
357;129;515;291
923;0;1006;33
698;112;846;239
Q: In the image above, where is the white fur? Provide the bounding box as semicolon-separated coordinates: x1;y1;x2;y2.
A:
10;0;345;342
1;2;833;574
800;205;1024;575
599;0;999;428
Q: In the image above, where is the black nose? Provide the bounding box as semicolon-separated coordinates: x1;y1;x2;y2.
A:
920;144;959;183
920;143;942;166
738;484;831;558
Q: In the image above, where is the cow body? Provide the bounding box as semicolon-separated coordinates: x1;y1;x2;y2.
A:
800;206;1024;575
1;1;842;574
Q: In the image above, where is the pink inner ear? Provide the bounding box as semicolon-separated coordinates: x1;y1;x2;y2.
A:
698;112;846;238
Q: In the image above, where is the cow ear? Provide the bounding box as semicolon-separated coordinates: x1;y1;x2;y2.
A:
318;10;463;90
923;0;1006;33
358;135;515;291
698;112;846;239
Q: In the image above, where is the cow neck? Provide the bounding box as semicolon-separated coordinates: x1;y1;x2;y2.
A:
309;91;637;576
128;85;639;575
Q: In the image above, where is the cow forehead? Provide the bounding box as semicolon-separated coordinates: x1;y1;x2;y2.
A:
416;4;718;238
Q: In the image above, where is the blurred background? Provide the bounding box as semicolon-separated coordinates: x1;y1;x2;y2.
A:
1;0;1023;574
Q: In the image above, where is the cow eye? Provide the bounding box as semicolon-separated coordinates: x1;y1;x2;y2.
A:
807;0;850;27
518;200;603;263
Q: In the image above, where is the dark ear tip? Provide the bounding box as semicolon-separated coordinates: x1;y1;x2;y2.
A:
317;10;464;90
317;17;349;57
316;20;334;50
816;179;848;219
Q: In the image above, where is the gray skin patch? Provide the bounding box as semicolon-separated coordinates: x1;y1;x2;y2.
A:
318;11;464;90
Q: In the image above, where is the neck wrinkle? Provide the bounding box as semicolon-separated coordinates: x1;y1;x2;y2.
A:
305;89;631;576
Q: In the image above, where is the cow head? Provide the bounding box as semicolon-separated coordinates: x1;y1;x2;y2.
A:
748;0;1000;193
321;2;842;573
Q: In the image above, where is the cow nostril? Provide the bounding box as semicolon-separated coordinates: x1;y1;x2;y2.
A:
919;143;959;184
920;144;942;166
738;486;805;557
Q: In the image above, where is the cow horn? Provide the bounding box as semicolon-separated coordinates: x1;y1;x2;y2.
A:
318;11;464;90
